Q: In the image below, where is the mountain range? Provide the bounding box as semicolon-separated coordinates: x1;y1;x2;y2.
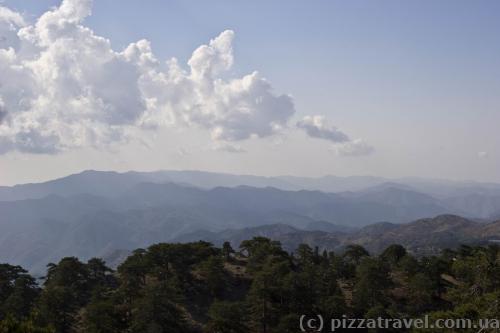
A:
1;170;500;273
175;214;500;255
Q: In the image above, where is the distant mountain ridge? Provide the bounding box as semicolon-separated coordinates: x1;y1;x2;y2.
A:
3;170;500;222
2;169;500;203
1;170;500;273
175;215;500;257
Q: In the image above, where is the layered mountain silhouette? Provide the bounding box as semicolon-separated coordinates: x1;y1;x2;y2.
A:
176;215;500;256
1;170;500;273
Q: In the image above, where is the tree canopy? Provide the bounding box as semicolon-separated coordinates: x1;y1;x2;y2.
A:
0;239;498;332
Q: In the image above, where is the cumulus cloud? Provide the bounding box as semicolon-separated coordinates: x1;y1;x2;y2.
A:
332;139;374;157
0;0;295;154
296;115;349;143
0;5;25;49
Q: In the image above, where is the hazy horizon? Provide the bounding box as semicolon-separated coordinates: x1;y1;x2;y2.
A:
3;167;500;188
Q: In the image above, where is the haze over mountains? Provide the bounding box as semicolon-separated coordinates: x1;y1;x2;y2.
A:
3;169;500;202
1;170;500;273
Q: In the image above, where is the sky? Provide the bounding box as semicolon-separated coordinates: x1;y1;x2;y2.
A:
0;0;499;185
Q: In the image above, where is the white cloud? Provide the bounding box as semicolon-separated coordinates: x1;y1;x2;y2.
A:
296;115;349;143
0;5;25;49
332;139;374;157
0;0;295;154
297;115;374;157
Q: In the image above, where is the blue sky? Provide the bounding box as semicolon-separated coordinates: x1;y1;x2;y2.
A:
0;0;499;184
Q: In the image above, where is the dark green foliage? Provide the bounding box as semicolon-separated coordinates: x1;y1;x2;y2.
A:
130;282;189;333
343;244;370;265
398;254;420;276
206;301;249;333
37;257;95;332
1;240;499;333
380;244;407;267
82;296;125;333
222;241;235;262
197;256;226;297
0;264;40;320
240;237;288;272
352;257;392;315
116;248;149;299
407;273;436;314
0;315;54;333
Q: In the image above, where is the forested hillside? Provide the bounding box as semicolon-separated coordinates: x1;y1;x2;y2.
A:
1;238;499;332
